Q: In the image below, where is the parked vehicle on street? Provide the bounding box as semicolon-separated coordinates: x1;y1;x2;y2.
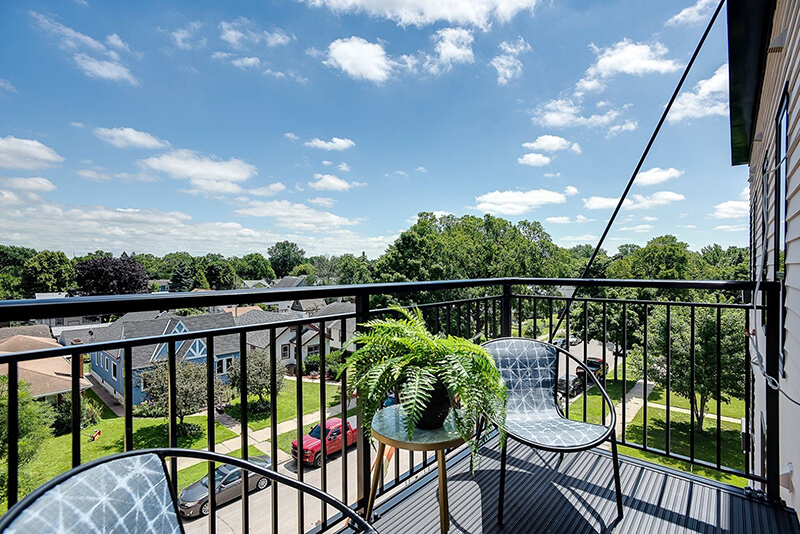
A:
575;357;609;380
177;455;272;517
551;337;566;348
292;417;357;467
557;374;583;397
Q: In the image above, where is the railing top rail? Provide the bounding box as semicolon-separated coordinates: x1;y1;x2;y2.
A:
512;293;761;310
0;277;772;322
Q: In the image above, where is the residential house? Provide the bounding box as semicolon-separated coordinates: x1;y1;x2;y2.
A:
0;324;52;342
735;0;800;511
149;279;171;292
89;312;239;405
271;276;308;312
239;279;271;289
32;293;94;328
312;300;356;348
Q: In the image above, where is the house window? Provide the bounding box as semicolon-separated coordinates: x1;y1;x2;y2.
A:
216;356;233;375
281;345;290;359
308;344;320;356
55;318;64;326
111;362;118;380
105;356;109;371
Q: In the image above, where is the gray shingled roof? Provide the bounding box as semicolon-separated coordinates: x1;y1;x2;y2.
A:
271;276;306;289
234;309;298;349
291;299;327;312
0;324;52;341
313;301;355;317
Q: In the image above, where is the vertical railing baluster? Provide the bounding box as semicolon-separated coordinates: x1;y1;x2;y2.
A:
239;332;249;534
716;306;722;470
338;318;348;508
124;346;133;452
355;294;371;516
7;360;19;506
501;283;512;338
744;309;752;477
206;336;217;534
643;304;648;450
621;302;627;444
270;329;279;534
484;300;489;339
690;305;696;462
167;340;177;493
602;300;607;426
456;303;462;337
295;325;304;534
666;304;671;455
533;298;538;340
564;300;570;420
583;300;588;422
435;306;441;335
517;297;522;337
548;299;553;342
446;305;452;336
71;349;81;469
319;320;328;528
492;298;498;338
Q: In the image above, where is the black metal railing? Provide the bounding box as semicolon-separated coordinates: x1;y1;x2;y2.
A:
0;277;783;532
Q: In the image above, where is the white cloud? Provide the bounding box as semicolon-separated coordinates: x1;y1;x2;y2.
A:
546;216;571;224
394;170;407;176
0;190;22;206
105;33;130;52
473;189;566;215
232;56;261;69
0;136;64;170
219;18;290;49
565;185;579;196
714;224;747;232
618;224;654;233
284;132;299;141
172;21;207;50
324;37;395;84
249;182;286;196
710;198;748;219
607;120;638;137
77;169;111;181
301;0;541;29
322;160;333;166
93;127;169;149
576;39;681;94
668;64;728;123
31;12;138;84
0;177;56;192
425;28;474;75
533;98;620;129
73;53;138;84
140;149;257;195
236;199;359;231
0;79;19;95
70;122;84;128
562;234;598;242
308;197;335;207
523;135;581;153
337;162;350;172
304;137;356;151
679;224;697;229
517;153;551;167
489;36;531;85
584;191;684;210
642;216;658;221
635;167;683;186
415;166;428;173
666;0;717;26
543;172;560;178
309;173;361;191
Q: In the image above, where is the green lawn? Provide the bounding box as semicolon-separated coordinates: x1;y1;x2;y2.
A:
176;445;263;494
22;415;237;498
566;377;638;424
225;380;340;431
85;389;117;420
622;406;747;487
647;386;746;420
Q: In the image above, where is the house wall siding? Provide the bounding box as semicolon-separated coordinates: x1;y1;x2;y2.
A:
749;0;800;510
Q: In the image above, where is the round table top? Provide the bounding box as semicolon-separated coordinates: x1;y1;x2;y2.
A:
371;405;465;451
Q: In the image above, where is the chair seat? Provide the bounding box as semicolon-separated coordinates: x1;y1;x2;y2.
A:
506;412;609;449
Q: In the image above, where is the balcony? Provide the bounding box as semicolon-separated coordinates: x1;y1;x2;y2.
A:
0;277;797;533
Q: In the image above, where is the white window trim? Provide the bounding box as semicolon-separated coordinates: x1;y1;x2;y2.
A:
111;362;118;381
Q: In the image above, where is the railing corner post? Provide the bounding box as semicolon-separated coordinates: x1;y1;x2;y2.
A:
355;292;371;516
765;283;781;503
501;282;513;338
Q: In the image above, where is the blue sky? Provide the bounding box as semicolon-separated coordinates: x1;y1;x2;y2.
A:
0;0;748;259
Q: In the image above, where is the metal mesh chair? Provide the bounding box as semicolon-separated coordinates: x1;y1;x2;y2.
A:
483;337;623;526
0;448;377;534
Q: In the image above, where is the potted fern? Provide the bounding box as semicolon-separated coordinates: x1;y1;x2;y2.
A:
338;306;506;458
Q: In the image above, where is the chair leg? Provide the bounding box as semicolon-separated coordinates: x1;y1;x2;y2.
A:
610;431;624;520
498;440;507;527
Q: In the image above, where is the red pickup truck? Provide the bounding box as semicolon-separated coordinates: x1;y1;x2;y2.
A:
291;417;357;467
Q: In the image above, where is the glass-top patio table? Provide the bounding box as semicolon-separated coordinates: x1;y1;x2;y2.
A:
365;405;464;534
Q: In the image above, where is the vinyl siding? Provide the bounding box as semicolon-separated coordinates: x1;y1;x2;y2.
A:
749;0;800;511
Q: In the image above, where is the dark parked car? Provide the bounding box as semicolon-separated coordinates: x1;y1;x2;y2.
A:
177;455;272;517
557;374;583;397
575;357;609;380
552;337;566;348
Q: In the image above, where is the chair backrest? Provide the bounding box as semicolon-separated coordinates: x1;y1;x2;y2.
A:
483;338;559;416
1;453;182;534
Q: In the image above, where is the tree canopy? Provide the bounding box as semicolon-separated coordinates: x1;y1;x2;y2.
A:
75;256;149;296
268;241;306;278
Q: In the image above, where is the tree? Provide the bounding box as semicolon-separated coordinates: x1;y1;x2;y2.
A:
630;305;746;431
132;253;167;279
72;250;113;263
21;250;75;296
309;255;338;285
139;359;223;425
234;253;275;281
337;254;372;285
0;245;36;278
75;257;149;295
205;260;237;290
268;241;306;278
227;349;286;407
52;395;102;436
170;260;195;293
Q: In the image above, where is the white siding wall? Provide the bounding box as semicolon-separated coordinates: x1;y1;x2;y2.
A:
749;0;800;510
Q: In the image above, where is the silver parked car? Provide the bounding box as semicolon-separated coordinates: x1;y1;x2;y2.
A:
177;455;271;517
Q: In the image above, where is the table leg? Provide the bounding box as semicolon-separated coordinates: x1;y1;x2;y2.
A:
437;449;449;533
365;442;385;521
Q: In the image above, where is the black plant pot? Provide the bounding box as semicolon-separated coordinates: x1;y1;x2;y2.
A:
415;382;451;430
